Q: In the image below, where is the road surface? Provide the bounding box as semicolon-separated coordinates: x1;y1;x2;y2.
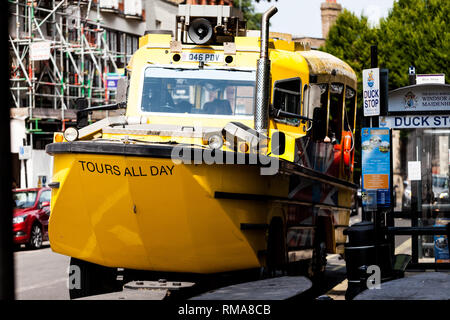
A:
14;215;413;300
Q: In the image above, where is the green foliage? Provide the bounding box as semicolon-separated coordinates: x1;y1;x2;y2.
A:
321;9;378;104
233;0;262;30
321;0;449;91
378;0;450;88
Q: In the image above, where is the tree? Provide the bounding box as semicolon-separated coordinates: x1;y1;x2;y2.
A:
321;9;378;100
378;0;449;88
233;0;262;30
321;0;449;91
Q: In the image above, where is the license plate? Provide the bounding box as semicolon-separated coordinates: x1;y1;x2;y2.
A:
181;52;224;63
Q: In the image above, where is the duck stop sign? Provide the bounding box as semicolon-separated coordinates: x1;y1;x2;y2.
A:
363;68;380;116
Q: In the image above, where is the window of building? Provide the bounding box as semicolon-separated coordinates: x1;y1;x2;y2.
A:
126;34;132;63
118;33;125;64
132;36;138;53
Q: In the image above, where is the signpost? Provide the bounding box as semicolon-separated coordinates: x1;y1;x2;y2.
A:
361;128;391;208
379;114;450;129
387;84;450;113
18;145;31;160
106;73;121;90
363;68;380;117
416;74;445;85
30;41;51;61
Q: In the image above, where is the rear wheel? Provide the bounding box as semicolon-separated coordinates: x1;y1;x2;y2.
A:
27;224;43;250
69;257;122;299
311;241;327;284
263;218;287;278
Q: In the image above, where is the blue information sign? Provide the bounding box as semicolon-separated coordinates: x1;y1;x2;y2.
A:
361;127;391;208
106;73;123;90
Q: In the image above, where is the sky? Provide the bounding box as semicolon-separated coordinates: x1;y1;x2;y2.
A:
250;0;396;38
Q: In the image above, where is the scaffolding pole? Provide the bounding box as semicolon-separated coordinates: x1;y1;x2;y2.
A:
8;0;126;128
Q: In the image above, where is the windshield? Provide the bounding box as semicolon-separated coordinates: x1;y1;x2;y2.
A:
14;191;37;209
141;68;255;116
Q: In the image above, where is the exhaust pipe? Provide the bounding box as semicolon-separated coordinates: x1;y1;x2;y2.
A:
254;6;278;136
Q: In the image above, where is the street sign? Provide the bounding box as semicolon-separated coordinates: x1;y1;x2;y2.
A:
30;41;51;61
379;115;450;129
361;128;391;208
388;84;450;113
434;218;450;263
106;73;121;89
416;74;445;85
363;68;380;116
18;145;31;160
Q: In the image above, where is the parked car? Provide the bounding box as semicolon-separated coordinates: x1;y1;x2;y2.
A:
402;174;449;211
402;181;411;211
432;174;449;203
12;187;51;249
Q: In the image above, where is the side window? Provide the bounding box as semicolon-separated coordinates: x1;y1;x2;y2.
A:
328;83;344;143
310;83;328;141
344;87;356;132
273;78;302;114
40;190;51;203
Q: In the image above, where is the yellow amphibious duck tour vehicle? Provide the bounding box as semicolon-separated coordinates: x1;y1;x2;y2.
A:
46;5;358;297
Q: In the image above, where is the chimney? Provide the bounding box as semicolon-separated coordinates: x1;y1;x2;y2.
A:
321;0;342;38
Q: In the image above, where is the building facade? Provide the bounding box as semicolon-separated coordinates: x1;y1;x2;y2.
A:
293;0;342;49
9;0;147;188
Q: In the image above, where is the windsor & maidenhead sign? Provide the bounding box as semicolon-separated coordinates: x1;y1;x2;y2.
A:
388;83;450;113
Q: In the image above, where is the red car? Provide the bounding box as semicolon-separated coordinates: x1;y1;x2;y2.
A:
12;187;51;249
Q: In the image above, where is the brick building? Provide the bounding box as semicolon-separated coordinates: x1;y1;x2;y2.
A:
293;0;342;49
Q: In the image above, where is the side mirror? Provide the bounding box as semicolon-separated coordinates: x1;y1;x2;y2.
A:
270;131;286;156
312;107;327;141
75;98;89;128
41;201;50;208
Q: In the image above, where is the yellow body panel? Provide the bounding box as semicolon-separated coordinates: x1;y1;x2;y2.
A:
50;152;289;273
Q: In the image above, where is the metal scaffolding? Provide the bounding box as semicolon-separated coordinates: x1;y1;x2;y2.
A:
8;0;131;145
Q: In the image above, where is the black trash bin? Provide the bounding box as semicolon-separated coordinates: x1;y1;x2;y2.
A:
344;221;393;300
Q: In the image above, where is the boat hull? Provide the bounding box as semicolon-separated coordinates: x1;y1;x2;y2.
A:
48;143;290;273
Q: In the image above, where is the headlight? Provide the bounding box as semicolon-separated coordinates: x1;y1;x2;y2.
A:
64;127;79;142
207;134;223;150
13;215;27;224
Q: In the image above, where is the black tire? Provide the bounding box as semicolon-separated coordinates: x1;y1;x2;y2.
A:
27;224;43;250
69;257;122;299
264;218;287;278
311;241;327;284
286;242;327;280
